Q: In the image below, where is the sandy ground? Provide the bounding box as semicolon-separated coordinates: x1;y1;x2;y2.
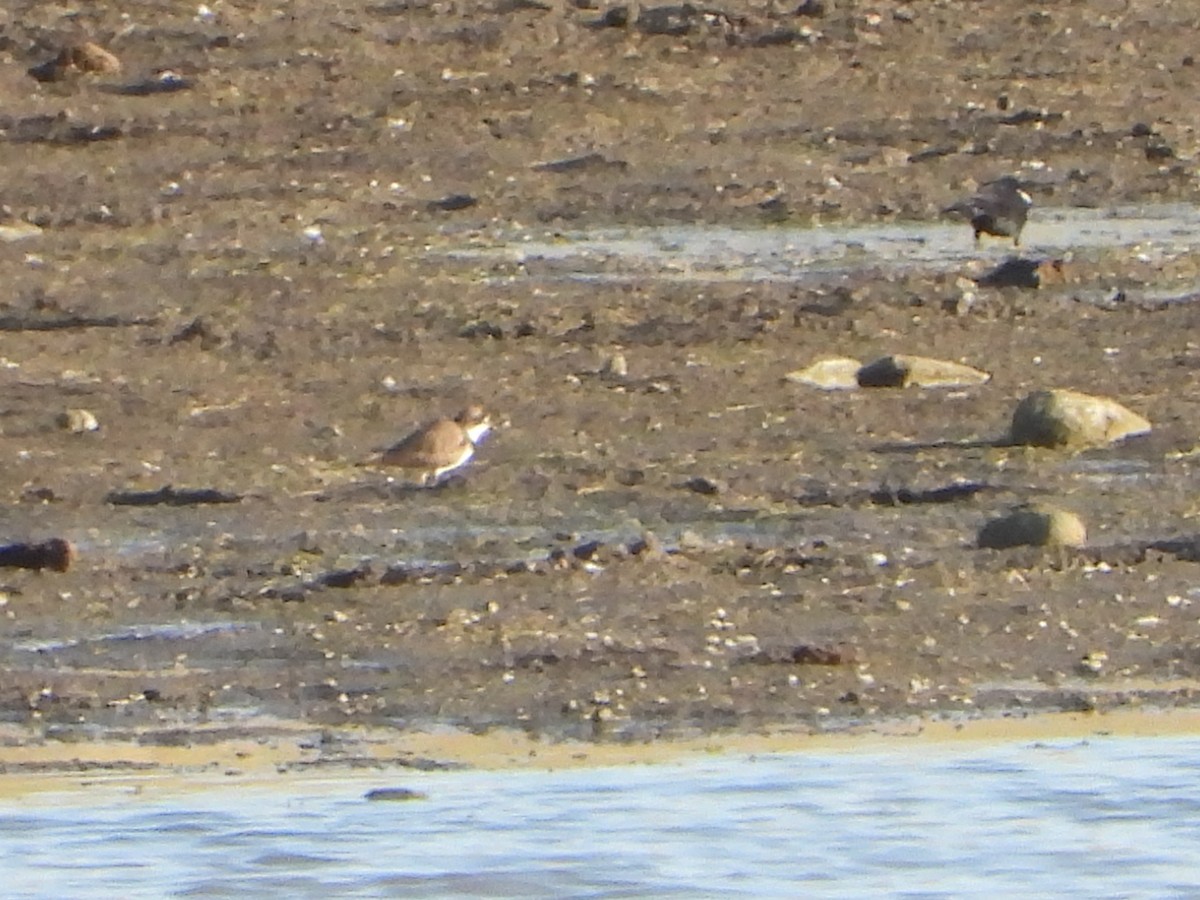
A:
6;707;1200;797
2;0;1200;772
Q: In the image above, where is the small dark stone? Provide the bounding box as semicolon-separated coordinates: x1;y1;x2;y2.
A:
634;3;738;36
868;481;993;506
791;643;855;665
495;0;551;10
626;532;666;558
318;566;372;589
108;71;193;96
428;194;477;212
998;108;1063;126
682;476;724;496
365;787;429;802
532;153;627;174
0;304;154;331
1145;142;1175;161
758;193;789;213
740;28;806;47
9;116;123;145
27;59;64;83
459;321;504;339
592;5;629;27
573;540;604;560
0;538;74;572
615;468;646;486
170;316;223;349
379;566;413;585
138;730;193;747
855;356;909;388
909;145;956;163
105;486;243;507
515;650;561;670
293;532;323;555
636;4;697;36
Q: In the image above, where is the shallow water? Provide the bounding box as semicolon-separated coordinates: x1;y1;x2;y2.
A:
447;203;1200;284
16;203;1191;572
6;732;1200;898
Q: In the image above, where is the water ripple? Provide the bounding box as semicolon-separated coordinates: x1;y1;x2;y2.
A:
6;734;1200;898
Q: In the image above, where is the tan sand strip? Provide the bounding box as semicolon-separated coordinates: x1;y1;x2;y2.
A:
2;707;1200;798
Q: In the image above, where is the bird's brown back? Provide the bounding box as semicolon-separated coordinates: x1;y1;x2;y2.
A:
380;418;469;468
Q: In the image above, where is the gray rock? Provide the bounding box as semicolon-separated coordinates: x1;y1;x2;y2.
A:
978;506;1087;549
1010;388;1151;448
787;355;990;390
785;357;861;390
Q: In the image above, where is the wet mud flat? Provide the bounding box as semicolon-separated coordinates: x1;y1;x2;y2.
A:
3;0;1200;769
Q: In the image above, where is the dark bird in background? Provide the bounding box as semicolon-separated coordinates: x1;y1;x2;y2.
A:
975;256;1068;289
944;176;1033;246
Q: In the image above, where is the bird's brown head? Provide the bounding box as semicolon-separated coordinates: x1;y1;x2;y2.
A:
456;404;488;425
456;405;492;444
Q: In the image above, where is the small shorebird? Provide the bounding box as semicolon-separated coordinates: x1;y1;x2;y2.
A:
375;405;492;485
944;176;1033;246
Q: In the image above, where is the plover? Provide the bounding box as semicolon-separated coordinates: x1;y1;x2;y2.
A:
376;405;492;485
944;176;1033;246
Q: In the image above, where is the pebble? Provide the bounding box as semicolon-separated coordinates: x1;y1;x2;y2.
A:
28;41;121;81
601;352;628;378
59;408;99;433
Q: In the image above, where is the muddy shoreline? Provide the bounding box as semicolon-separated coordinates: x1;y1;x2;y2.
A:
3;0;1200;762
5;707;1200;792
